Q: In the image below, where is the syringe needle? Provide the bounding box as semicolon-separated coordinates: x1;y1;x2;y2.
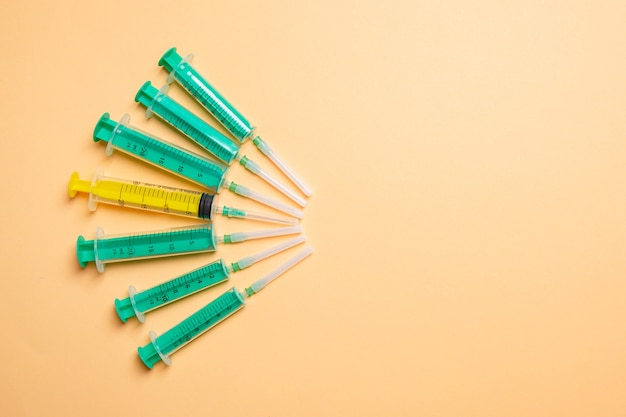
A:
217;225;302;244
238;155;307;207
224;180;304;219
244;246;313;296
252;137;312;197
230;235;306;272
215;205;298;225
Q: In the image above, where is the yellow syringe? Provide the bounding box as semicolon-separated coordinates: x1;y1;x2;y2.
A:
68;170;297;225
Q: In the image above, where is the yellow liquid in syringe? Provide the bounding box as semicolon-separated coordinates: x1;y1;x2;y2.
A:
69;172;213;219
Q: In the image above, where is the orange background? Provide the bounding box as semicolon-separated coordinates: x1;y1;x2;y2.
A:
1;1;625;416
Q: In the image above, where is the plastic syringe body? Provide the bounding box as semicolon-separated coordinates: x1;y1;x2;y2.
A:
68;172;297;225
159;48;254;142
135;81;239;165
115;259;230;322
77;224;216;273
76;224;302;272
137;246;313;368
115;235;306;322
138;287;245;368
93;113;227;193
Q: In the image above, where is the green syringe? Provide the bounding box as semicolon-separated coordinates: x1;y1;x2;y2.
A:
135;81;239;165
159;47;312;199
94;112;226;193
115;235;305;322
76;223;302;273
135;81;306;207
68;170;296;225
138;246;313;368
93;113;303;219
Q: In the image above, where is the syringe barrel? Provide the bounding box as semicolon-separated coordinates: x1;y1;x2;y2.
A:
76;224;217;272
159;48;254;142
75;172;219;220
115;259;230;322
93;113;228;193
138;287;245;368
135;81;240;165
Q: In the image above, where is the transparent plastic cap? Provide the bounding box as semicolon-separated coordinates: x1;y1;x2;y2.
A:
239;156;307;207
224;180;304;219
253;136;313;197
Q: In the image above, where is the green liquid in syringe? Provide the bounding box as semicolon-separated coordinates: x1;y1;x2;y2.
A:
76;225;215;273
115;260;230;322
93;113;228;193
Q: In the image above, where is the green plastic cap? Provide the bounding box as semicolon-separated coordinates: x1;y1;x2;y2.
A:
222;206;246;218
239;155;250;167
114;298;136;323
158;47;182;73
76;236;96;268
135;81;158;107
138;343;161;369
93;113;117;143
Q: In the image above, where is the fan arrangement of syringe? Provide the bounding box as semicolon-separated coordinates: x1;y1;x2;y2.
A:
70;48;312;368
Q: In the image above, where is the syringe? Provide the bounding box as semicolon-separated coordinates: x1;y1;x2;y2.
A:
76;223;302;273
159;47;313;198
135;81;238;165
68;170;296;225
135;81;306;207
93;113;303;218
135;81;239;165
115;235;305;322
138;246;313;368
